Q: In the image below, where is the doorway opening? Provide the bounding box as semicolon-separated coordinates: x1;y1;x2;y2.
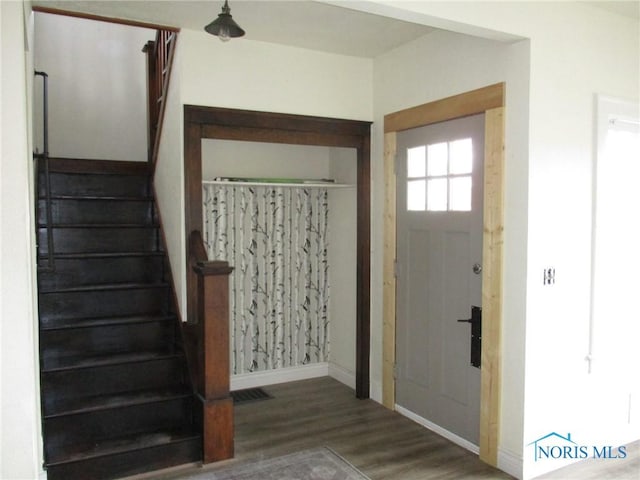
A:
201;139;358;389
31;7;172;164
383;83;505;465
183;106;372;399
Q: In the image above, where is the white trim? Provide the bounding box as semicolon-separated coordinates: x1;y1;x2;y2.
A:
328;362;356;389
395;404;479;454
230;363;329;391
498;447;523;479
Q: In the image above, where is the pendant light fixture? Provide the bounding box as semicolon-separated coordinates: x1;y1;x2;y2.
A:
204;0;245;42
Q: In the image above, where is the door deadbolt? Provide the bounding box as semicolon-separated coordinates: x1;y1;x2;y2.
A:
473;263;482;275
457;306;482;369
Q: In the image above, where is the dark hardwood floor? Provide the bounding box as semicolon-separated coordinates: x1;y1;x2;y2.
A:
127;376;639;480
128;377;511;479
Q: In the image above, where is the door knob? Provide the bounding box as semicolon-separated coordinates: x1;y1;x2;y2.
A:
473;263;482;275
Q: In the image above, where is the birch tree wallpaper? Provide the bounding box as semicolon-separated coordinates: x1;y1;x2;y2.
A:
203;184;330;375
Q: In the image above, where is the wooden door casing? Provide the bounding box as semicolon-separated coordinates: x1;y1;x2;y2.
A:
383;83;505;465
183;106;372;399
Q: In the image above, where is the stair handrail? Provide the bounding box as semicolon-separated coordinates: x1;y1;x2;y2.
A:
34;70;55;272
143;29;177;167
187;229;234;463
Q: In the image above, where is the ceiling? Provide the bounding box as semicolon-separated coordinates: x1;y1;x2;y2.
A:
587;1;640;19
31;1;639;58
30;1;436;58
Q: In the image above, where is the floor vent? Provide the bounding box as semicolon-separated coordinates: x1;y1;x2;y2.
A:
231;387;272;405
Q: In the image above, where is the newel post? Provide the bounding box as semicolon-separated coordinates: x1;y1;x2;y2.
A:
193;260;234;463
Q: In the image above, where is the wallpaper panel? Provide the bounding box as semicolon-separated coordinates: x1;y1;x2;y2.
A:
203;184;330;374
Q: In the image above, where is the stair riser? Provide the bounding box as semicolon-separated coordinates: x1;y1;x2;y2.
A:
41;358;189;417
44;437;201;480
39;172;149;198
38;256;164;290
39;287;170;322
38;199;153;225
41;323;176;365
38;227;159;255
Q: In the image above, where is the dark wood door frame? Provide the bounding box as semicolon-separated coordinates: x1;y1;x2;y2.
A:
183;105;372;399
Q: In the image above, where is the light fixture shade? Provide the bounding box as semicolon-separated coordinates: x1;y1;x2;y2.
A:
204;0;245;41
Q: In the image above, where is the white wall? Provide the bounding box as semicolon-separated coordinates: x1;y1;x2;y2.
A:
328;147;358;385
520;6;639;478
179;29;373;120
499;37;531;477
34;13;154;161
1;2;42;479
202;140;331;180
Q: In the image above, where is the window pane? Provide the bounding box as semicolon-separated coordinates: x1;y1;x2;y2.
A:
449;138;473;174
449;176;472;211
427;178;447;211
407;179;426;211
427;142;448;176
407;146;426;178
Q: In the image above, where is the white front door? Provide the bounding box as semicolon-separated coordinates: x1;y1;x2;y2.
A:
395;113;485;446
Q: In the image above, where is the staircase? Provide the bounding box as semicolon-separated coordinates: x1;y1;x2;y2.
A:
37;158;201;480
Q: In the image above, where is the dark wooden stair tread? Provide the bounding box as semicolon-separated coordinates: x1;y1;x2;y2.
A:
41;314;176;331
39;223;159;228
40;251;165;260
43;157;151;175
42;349;184;372
39;282;169;294
45;428;200;466
47;195;153;201
44;387;192;418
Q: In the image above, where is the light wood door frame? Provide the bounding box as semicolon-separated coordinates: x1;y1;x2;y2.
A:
382;83;505;466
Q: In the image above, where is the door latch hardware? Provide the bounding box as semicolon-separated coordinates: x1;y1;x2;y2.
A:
457;305;482;368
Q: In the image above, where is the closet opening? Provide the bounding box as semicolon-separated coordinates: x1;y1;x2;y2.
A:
183;106;371;399
202;140;357;389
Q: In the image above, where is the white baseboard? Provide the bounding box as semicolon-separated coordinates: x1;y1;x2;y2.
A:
394;405;523;479
395;404;479;454
328;362;355;389
498;447;523;479
230;363;329;391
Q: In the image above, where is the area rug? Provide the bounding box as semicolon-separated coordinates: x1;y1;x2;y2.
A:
181;447;370;480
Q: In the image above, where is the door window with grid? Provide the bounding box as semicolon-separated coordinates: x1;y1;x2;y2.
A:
406;138;474;212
